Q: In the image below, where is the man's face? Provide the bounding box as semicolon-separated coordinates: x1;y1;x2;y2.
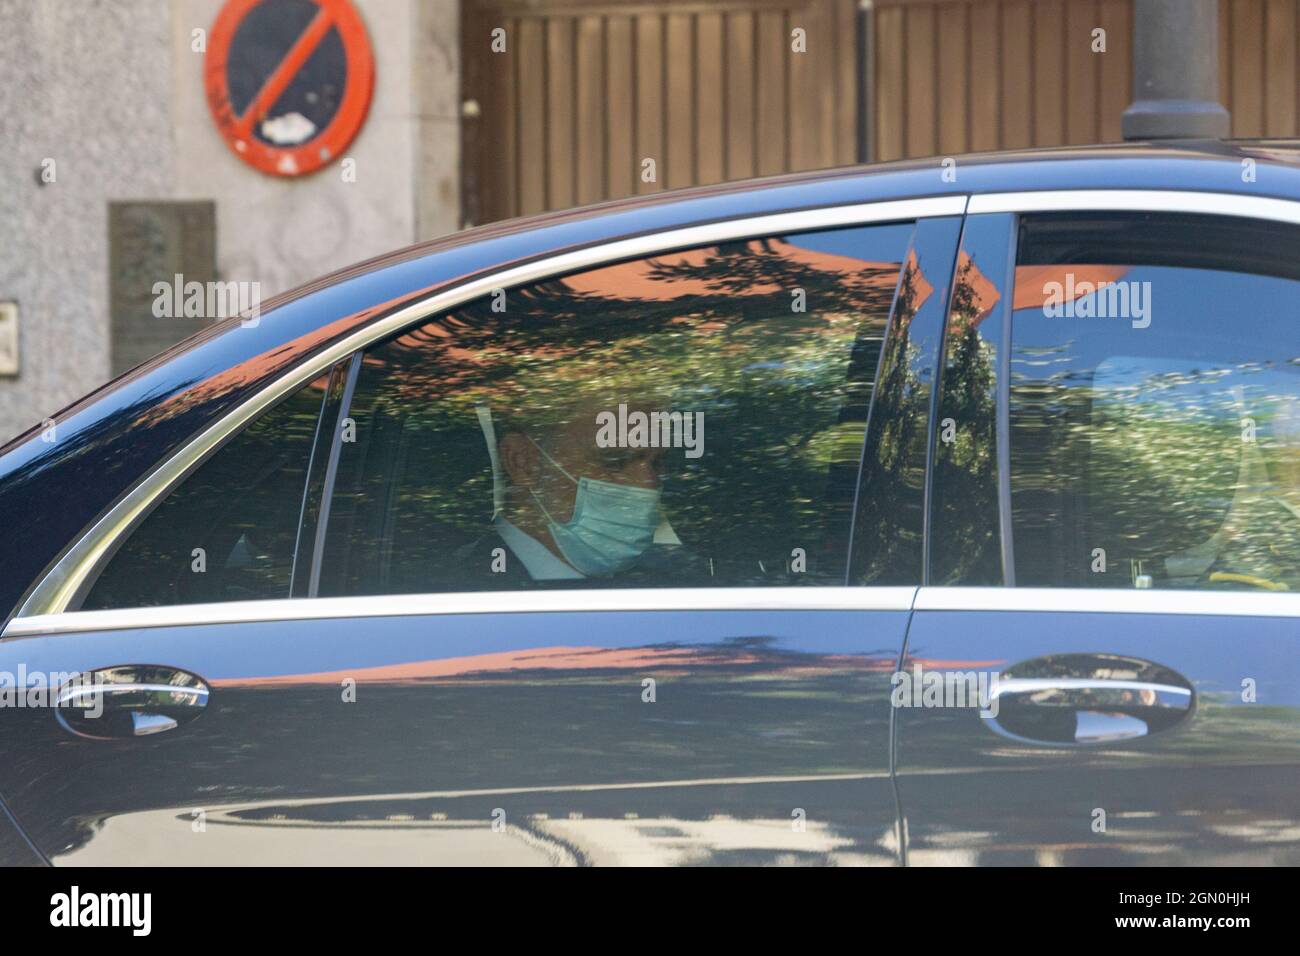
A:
500;400;668;526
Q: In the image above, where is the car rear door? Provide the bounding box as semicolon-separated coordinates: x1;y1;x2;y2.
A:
1;201;965;865
896;196;1300;865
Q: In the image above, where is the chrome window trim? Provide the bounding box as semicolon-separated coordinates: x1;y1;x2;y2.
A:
914;587;1300;618
18;195;967;619
3;586;922;638
967;188;1300;223
9;583;1298;640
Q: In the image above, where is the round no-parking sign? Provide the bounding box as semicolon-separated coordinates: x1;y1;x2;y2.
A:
205;0;374;177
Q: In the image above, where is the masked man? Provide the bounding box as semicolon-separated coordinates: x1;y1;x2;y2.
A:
459;398;699;585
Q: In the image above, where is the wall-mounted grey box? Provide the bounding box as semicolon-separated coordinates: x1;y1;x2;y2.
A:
109;201;216;377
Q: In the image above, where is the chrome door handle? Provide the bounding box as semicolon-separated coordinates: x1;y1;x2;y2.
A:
55;665;210;739
990;678;1193;708
984;655;1195;746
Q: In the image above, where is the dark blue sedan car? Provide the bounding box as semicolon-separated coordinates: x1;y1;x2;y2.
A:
1;141;1297;865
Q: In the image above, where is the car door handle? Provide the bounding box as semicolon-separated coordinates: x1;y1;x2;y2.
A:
983;654;1195;746
55;665;210;740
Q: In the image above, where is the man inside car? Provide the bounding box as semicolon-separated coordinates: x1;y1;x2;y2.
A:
454;397;700;586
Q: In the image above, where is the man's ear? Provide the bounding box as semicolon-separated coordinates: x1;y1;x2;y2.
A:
499;432;538;487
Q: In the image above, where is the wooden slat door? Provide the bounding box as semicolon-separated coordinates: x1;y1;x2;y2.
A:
462;0;1300;225
1221;0;1300;138
872;0;1135;161
461;0;861;225
873;0;1300;162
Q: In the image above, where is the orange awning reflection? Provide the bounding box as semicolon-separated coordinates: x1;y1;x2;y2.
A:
1012;264;1132;311
560;238;900;301
212;644;902;688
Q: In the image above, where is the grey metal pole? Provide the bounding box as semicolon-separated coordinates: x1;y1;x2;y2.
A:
1121;0;1229;140
857;0;874;163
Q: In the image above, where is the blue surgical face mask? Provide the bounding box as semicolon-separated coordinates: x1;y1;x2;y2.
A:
525;437;661;576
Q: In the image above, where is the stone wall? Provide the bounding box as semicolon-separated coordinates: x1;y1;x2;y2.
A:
0;0;459;444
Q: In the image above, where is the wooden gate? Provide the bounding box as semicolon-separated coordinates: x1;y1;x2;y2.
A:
460;0;861;225
871;0;1300;161
871;0;1133;160
462;0;1300;225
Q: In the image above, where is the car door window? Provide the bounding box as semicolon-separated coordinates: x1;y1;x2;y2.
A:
1008;211;1300;590
315;223;915;595
81;371;333;609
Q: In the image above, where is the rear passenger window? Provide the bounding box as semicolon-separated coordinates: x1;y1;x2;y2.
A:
317;224;913;594
1009;212;1300;591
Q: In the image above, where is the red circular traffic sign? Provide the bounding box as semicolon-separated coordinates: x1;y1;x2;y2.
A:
205;0;374;177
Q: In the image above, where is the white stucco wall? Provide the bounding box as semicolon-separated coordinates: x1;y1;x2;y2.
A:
0;0;175;442
0;0;458;444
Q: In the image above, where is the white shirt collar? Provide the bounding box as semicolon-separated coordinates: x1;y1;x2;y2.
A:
493;516;585;580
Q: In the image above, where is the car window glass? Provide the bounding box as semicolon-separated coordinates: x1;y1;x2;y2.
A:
317;223;914;594
81;372;331;609
1009;212;1300;591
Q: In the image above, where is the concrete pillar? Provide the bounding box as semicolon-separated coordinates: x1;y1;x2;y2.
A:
1121;0;1230;140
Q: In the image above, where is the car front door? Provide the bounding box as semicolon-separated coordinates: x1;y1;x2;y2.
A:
896;199;1300;865
1;205;964;865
